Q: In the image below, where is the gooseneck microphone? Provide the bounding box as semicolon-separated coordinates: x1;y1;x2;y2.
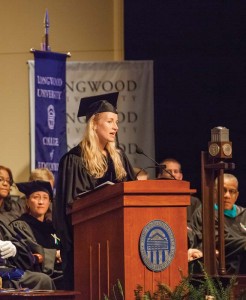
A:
135;145;176;180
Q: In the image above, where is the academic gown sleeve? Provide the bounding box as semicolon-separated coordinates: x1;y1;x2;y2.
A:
189;206;203;249
53;145;93;256
222;207;246;272
0;220;36;271
10;219;57;276
190;205;246;273
0;197;27;224
120;148;136;181
224;210;246;256
187;196;201;226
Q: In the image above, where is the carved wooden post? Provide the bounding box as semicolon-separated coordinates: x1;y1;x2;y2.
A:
201;126;235;276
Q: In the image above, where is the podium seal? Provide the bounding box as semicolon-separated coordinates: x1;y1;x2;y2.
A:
139;219;176;272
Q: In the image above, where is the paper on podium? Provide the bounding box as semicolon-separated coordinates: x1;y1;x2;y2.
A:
76;181;115;198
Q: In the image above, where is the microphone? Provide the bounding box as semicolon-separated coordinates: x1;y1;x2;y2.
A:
135;145;176;180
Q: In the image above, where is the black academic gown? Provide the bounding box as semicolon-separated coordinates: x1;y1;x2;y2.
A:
0;217;56;289
53;144;135;289
10;214;62;278
187;196;201;226
190;205;246;274
0;212;56;290
0;196;26;224
0;218;35;271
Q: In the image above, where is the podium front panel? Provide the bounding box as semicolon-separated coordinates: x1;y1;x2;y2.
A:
71;180;192;300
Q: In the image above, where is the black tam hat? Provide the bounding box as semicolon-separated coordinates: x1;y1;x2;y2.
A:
77;92;118;122
16;180;53;200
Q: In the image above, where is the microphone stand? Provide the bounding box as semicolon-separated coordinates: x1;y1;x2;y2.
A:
135;165;176;180
135;166;158;180
157;165;176;180
135;145;176;180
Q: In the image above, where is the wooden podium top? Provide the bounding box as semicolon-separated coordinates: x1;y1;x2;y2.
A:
70;179;196;225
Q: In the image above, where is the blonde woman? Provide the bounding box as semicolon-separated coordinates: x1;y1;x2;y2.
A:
29;168;55;188
54;92;135;289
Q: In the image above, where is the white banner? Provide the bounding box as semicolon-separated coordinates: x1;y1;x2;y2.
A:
29;60;155;177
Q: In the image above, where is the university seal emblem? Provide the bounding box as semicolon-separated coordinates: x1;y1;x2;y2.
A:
139;219;176;272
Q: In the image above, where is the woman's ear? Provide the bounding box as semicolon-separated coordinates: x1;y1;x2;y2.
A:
91;117;97;130
93;121;98;131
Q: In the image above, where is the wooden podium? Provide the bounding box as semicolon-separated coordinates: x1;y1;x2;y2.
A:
70;180;194;300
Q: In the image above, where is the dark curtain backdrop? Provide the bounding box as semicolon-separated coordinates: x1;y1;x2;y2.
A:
124;1;246;206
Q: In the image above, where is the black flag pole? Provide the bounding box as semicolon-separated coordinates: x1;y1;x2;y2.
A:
42;9;50;51
30;9;71;57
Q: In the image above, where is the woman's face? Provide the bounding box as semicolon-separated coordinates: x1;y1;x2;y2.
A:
27;191;51;220
94;112;118;147
0;169;11;200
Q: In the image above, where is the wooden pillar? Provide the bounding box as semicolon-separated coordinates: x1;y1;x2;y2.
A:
201;151;235;276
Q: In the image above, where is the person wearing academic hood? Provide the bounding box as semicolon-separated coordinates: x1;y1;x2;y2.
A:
11;180;63;289
53;92;135;290
0;170;55;290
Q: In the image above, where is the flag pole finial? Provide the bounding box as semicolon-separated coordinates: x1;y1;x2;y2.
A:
41;9;51;51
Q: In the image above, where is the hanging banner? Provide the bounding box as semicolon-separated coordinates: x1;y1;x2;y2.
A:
29;51;67;182
29;60;154;178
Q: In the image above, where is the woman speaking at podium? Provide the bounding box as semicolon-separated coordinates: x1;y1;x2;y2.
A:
54;92;135;290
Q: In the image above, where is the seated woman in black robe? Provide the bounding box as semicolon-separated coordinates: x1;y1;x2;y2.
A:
0;165;26;223
28;167;55;222
0;166;55;290
54;92;136;290
10;180;63;288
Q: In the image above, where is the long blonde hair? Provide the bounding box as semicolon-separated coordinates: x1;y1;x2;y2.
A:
29;168;55;186
80;114;127;180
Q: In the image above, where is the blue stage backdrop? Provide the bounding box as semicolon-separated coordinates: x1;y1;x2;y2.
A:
33;50;67;185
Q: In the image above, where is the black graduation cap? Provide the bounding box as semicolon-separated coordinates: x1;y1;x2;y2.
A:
77;92;119;122
16;180;53;200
